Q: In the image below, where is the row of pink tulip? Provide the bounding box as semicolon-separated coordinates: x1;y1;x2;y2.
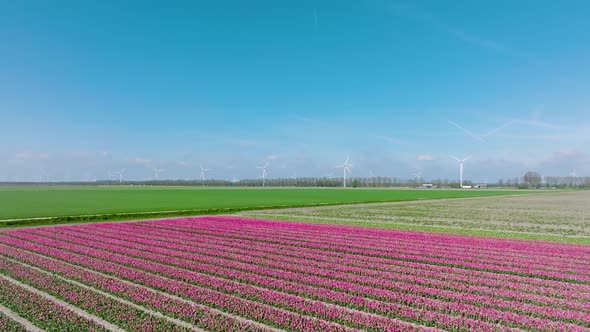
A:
44;226;590;317
3;230;587;331
0;311;27;332
150;218;590;278
83;221;590;300
0;245;284;332
64;224;590;308
0;275;108;331
0;256;191;331
157;217;590;265
0;239;422;332
1;233;521;331
156;216;590;264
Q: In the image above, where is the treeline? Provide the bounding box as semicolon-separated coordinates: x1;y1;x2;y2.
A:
499;175;590;188
2;176;588;188
0;178;507;188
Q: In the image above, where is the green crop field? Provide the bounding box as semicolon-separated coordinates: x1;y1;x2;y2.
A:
0;186;522;227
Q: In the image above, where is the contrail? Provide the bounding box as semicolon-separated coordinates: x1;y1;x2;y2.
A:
313;9;318;29
448;120;485;142
483;119;560;137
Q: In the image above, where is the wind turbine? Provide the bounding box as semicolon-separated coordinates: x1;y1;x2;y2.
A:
40;168;49;182
571;169;577;187
153;168;165;180
200;165;211;187
336;156;352;187
256;162;270;187
114;168;126;184
450;156;471;187
413;169;423;184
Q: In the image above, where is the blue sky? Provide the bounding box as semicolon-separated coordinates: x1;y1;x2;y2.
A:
1;0;589;182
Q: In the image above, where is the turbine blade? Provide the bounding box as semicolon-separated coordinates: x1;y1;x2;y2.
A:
450;155;460;162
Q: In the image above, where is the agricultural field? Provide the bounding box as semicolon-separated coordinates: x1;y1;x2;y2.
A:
0;186;519;227
0;216;589;331
243;191;590;243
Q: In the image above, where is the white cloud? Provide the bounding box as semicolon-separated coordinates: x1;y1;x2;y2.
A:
15;151;49;160
416;154;435;161
134;157;151;165
267;154;281;160
555;147;578;157
66;151;91;158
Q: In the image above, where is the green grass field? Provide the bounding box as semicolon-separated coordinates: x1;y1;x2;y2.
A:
0;186;521;227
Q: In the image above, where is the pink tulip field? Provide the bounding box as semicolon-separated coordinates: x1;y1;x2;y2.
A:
0;215;589;331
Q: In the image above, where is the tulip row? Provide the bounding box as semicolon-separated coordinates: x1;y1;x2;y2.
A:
0;312;27;332
149;216;590;265
1;215;589;331
157;217;590;266
0;276;108;331
2;228;588;331
0;242;299;332
80;222;590;301
0;256;192;331
61;224;590;310
35;226;590;323
0;237;437;331
145;218;590;280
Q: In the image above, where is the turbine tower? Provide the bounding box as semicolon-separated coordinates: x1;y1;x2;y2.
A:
256;162;270;187
336;156;352;188
114;168;126;184
40;168;49;182
200;165;211;187
571;168;577;187
413;169;423;184
153;168;165;180
450;156;471;187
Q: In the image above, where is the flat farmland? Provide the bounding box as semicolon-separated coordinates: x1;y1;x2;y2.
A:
1;216;589;331
242;191;590;243
0;186;519;227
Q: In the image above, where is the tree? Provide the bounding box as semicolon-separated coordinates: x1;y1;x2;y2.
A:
523;171;542;188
